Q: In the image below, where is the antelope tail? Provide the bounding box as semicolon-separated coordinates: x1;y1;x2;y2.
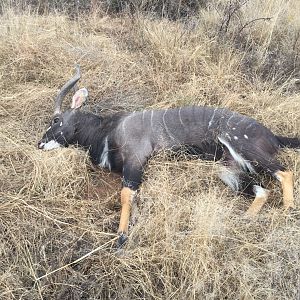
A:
276;135;300;149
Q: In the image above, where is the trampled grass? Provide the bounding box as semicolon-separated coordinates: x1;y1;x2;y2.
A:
0;1;299;299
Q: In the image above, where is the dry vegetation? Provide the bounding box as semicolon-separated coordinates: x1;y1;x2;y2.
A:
0;0;300;299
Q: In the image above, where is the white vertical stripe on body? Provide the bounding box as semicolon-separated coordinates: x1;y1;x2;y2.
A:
208;108;217;128
178;107;185;127
162;109;176;141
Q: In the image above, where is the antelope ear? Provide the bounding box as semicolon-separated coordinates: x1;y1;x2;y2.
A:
71;88;88;109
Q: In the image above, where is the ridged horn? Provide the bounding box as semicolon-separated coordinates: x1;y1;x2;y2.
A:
54;64;81;115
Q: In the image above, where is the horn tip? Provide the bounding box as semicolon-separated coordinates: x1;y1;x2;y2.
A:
75;64;81;77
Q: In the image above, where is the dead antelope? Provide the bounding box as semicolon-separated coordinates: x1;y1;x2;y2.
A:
38;65;299;247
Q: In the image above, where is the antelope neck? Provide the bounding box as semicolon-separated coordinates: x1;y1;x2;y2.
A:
72;111;125;165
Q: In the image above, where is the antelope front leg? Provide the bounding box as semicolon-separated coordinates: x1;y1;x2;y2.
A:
117;187;136;248
275;170;295;209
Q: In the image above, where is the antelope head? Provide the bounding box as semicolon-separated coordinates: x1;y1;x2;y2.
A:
38;65;88;150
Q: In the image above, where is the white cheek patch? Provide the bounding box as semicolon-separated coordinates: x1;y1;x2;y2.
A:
43;140;61;150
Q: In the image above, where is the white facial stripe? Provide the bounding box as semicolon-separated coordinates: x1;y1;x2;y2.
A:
43;140;61;150
60;122;63;126
46;126;51;131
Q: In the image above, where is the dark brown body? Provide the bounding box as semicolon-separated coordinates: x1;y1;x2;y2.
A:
38;66;299;247
108;106;282;190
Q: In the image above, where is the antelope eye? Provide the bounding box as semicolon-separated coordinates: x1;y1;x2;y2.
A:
53;117;60;124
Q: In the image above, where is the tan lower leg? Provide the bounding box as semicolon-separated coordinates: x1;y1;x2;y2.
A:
245;186;270;217
275;171;295;209
118;187;136;235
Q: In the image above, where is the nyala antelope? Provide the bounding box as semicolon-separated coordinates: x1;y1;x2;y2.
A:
38;65;299;247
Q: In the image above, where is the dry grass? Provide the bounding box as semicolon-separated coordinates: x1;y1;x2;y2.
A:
0;1;300;299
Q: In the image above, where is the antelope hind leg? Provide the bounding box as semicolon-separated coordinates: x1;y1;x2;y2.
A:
275;170;295;209
245;185;270;217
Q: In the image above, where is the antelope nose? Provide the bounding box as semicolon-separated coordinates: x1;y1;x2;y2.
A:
38;140;45;149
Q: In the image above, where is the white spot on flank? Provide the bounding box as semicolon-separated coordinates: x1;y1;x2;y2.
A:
234;136;238;140
99;136;111;170
60;132;63;135
253;185;269;198
43;140;61;150
218;136;255;173
244;134;248;139
218;167;239;191
232;127;236;130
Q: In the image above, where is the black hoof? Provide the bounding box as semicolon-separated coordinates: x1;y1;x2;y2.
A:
116;232;128;249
